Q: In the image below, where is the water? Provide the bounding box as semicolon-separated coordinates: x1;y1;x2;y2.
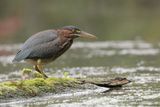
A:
0;40;160;107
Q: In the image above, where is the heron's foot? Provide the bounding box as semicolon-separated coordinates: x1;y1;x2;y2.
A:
34;65;48;78
38;71;48;78
34;72;46;78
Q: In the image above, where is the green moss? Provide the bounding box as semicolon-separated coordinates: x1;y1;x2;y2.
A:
21;68;44;79
0;77;78;99
0;73;130;99
0;81;18;98
22;68;32;74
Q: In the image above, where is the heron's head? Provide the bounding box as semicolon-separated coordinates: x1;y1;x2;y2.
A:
60;25;97;39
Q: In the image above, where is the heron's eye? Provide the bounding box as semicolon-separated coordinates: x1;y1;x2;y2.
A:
75;30;81;34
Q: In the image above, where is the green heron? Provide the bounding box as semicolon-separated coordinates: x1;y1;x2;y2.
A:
13;26;96;78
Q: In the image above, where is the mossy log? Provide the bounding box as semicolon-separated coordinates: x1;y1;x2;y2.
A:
0;77;130;99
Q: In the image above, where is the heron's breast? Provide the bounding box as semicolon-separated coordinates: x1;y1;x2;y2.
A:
57;39;73;54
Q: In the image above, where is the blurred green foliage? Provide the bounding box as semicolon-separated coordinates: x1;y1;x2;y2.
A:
1;0;160;43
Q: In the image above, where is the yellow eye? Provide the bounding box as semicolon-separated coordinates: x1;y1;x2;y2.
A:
76;30;81;33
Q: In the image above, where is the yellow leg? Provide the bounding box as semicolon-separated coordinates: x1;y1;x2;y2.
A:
34;59;48;78
34;65;48;78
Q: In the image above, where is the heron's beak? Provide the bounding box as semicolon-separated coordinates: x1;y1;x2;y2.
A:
78;31;97;39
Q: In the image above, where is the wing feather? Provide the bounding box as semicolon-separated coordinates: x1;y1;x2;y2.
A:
13;30;58;61
21;30;57;50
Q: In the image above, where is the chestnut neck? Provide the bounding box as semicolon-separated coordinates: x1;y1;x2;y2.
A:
56;29;73;38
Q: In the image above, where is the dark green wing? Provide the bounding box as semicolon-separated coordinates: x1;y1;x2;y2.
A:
13;30;58;61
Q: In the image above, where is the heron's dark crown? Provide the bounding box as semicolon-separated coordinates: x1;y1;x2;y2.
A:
62;25;80;31
58;26;81;39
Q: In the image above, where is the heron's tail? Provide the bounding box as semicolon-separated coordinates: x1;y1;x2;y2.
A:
12;50;29;62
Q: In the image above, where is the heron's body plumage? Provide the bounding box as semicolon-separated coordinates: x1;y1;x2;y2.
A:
13;29;73;64
13;26;96;78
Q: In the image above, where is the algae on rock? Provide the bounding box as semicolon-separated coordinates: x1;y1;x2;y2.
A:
0;68;130;99
0;77;78;99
